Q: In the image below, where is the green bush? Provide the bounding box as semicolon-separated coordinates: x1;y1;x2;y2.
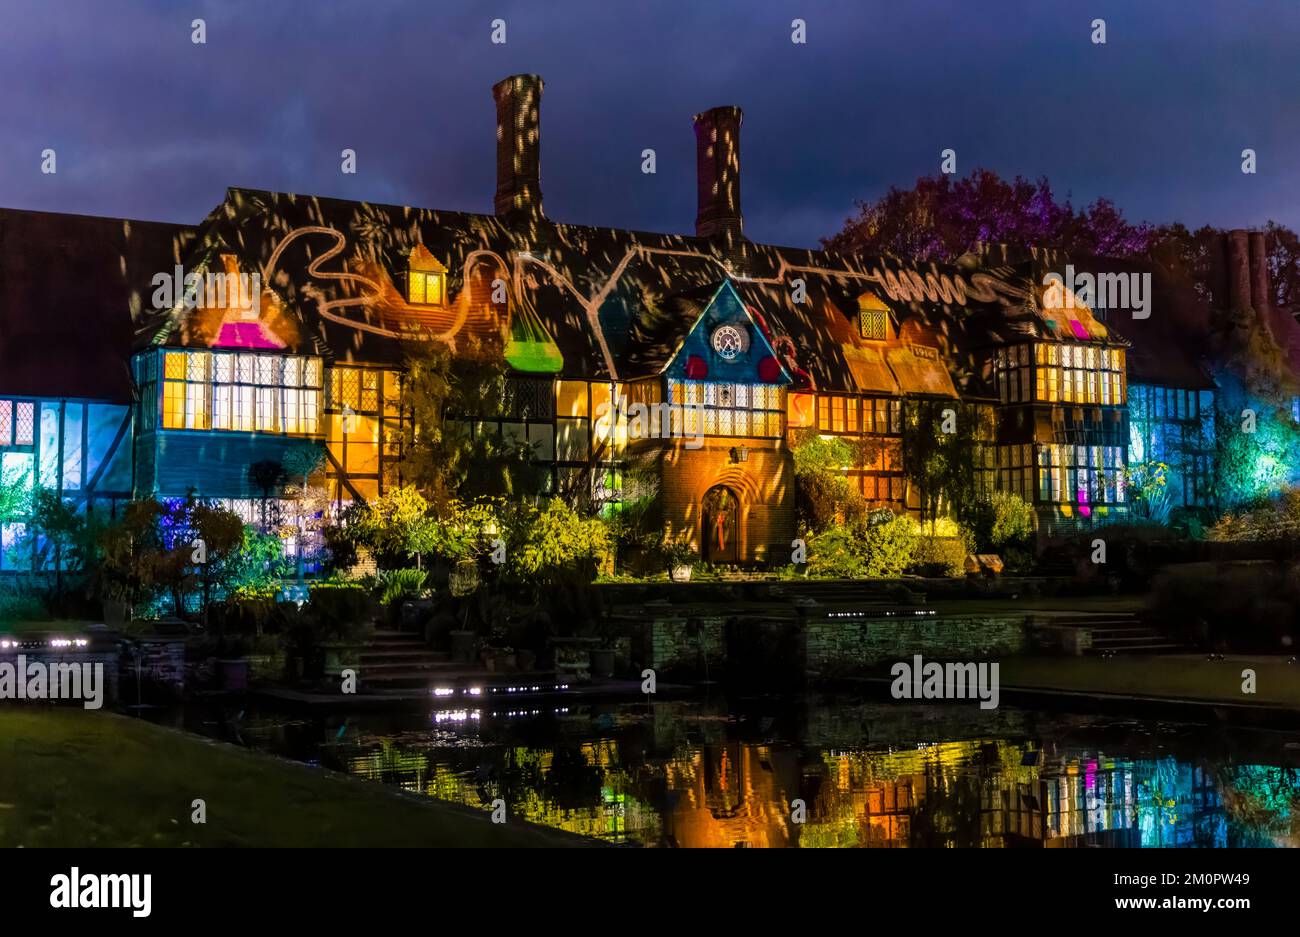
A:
379;567;428;606
1208;489;1300;542
305;583;374;643
791;430;868;533
510;499;612;585
961;491;1036;552
807;509;919;579
912;536;968;577
807;525;867;578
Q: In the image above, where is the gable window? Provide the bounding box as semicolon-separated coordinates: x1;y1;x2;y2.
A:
667;381;784;438
405;243;448;307
407;270;445;306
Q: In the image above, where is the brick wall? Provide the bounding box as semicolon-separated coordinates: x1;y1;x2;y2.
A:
803;614;1027;678
655;438;795;563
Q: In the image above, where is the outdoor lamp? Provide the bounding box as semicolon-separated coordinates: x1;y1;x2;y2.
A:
730;445;749;463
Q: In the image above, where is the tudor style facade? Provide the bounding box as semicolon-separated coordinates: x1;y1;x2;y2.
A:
7;73;1264;572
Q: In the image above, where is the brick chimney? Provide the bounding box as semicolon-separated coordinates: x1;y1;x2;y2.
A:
1249;229;1271;315
692;106;744;243
493;74;544;222
1225;229;1252;311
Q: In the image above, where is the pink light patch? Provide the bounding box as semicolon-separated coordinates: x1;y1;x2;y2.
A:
215;322;284;349
1069;320;1089;340
1077;488;1091;518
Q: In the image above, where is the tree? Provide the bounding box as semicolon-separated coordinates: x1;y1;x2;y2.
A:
98;499;172;619
281;445;330;582
823;169;1153;260
26;490;107;613
900;400;984;528
789;429;870;533
189;501;248;626
248;460;286;531
398;338;544;508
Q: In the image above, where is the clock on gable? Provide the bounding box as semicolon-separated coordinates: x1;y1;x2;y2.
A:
710;323;747;361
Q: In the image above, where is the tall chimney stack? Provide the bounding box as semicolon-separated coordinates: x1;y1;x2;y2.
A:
692;106;744;244
1226;229;1252;311
493;74;544;222
1249;230;1271;315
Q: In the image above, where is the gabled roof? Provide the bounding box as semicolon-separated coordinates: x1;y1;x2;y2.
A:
9;184;1188;408
621;280;791;384
134;187;1089;393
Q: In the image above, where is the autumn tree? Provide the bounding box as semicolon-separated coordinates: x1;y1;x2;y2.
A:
823;168;1154;260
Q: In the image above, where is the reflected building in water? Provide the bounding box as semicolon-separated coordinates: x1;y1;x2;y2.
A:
332;705;1299;848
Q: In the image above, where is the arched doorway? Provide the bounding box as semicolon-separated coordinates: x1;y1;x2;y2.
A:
702;485;740;564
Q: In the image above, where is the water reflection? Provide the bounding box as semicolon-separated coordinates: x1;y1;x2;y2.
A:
176;698;1300;848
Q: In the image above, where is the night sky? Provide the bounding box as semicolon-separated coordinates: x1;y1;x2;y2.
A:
1;0;1296;248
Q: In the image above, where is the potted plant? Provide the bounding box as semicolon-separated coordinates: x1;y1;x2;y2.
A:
660;536;698;583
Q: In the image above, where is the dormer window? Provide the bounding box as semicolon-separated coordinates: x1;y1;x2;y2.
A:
407;270;444;306
857;291;890;341
405;243;448;306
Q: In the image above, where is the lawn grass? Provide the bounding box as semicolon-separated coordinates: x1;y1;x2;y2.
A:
0;709;591;847
1000;654;1300;707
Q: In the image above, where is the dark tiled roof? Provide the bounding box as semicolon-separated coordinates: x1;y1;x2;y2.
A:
1060;254;1214;390
0;207;195;402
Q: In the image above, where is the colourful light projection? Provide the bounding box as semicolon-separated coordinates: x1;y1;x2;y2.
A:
214;321;285;349
504;304;564;373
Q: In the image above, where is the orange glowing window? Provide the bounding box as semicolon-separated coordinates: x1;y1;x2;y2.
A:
787;392;815;428
406;243;448;306
407;271;444;306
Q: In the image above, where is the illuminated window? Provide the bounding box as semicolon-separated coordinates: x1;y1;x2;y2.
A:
859;308;888;341
667;381;783;438
405;243;449;308
1032;342;1126;405
1036;444;1126;504
407;270;445;306
161;350;322;434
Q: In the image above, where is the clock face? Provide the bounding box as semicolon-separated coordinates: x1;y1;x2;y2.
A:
711;324;746;361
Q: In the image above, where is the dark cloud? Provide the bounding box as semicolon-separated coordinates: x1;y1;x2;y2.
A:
0;0;1295;246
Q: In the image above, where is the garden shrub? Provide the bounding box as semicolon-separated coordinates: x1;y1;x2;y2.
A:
961;491;1036;553
379;567;429;606
305;583;374;643
807;509;919;579
1208;490;1300;542
511;498;612;586
911;535;968;577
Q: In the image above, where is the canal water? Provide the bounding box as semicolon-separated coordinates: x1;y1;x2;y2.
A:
155;696;1300;847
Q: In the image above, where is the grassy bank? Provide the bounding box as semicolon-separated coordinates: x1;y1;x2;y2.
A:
1000;654;1300;708
0;709;591;847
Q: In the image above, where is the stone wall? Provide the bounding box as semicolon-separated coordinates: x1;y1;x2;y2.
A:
650;614;725;675
616;610;727;677
803;614;1027;678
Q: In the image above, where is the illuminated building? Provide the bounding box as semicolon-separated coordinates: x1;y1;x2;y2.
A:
0;74;1264;567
